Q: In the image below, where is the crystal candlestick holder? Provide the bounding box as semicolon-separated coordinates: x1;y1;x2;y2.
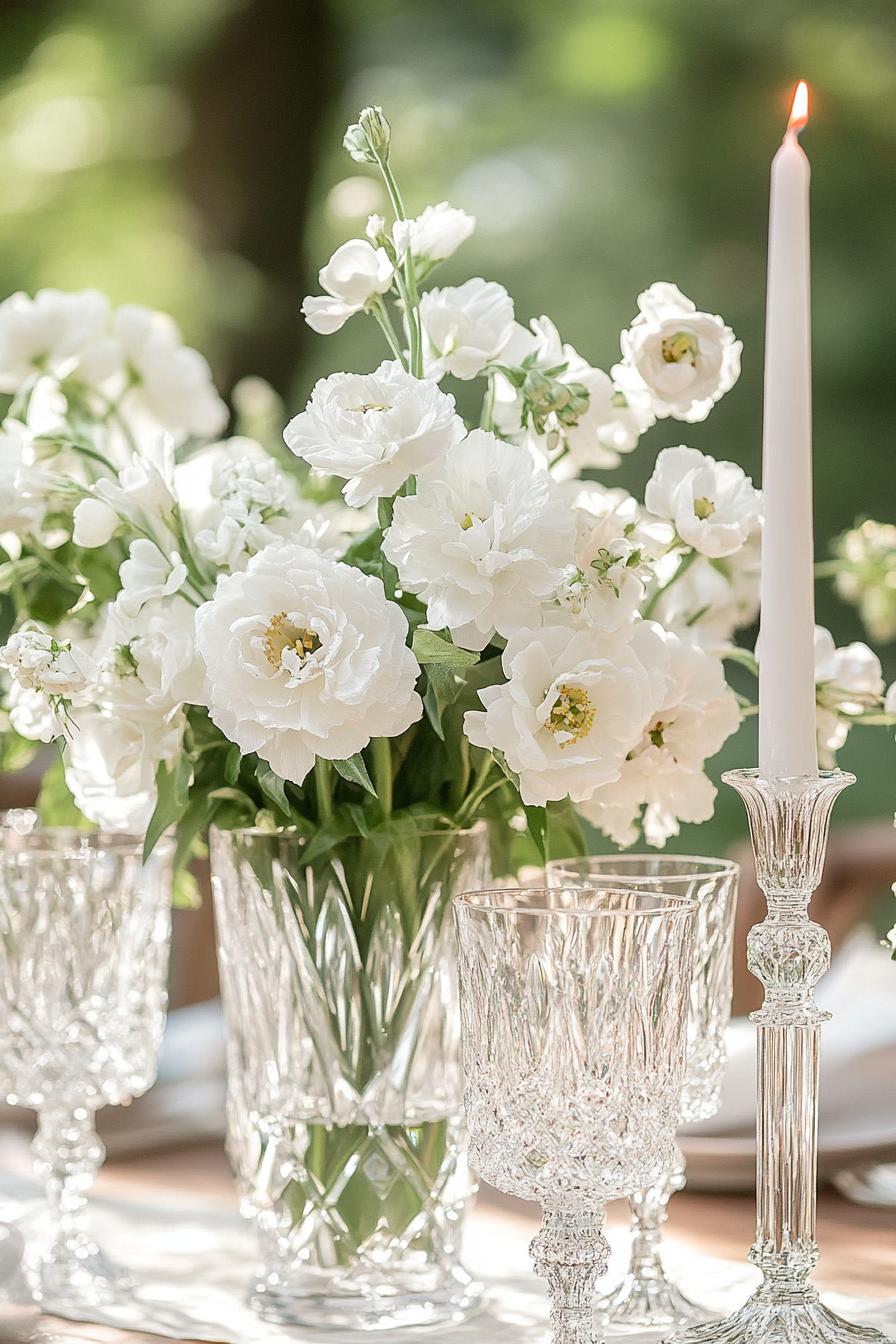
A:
670;770;894;1344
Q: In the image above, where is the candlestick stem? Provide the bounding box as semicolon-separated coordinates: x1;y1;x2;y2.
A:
669;769;894;1344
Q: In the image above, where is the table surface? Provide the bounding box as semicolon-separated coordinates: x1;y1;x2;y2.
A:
32;1141;896;1343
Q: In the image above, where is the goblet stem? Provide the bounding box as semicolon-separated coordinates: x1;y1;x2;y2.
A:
31;1104;105;1274
530;1207;609;1344
629;1141;685;1279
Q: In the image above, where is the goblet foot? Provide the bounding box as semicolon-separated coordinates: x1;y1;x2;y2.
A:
668;1285;894;1344
29;1236;134;1311
596;1270;716;1333
248;1265;482;1332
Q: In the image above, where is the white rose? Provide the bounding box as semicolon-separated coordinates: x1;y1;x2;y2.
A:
73;497;119;548
194;543;423;785
613;282;742;423
0;288;109;392
420;278;515;380
284;360;464;507
392;202;475;263
302;239;394;335
814;625;884;767
117;539;188;619
64;706;184;833
383;430;574;650
645;446;761;559
581;631;740;847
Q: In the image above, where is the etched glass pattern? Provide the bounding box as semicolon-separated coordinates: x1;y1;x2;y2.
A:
210;824;488;1333
670;770;894;1344
0;824;172;1309
455;886;696;1344
547;855;739;1332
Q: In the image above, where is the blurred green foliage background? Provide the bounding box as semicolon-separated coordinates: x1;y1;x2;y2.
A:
2;0;895;856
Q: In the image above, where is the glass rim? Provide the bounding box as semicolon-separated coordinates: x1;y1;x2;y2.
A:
454;885;697;919
209;820;486;841
0;825;172;855
545;853;739;883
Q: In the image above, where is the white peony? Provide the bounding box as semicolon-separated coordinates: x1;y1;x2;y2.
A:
116;540;188;619
581;632;741;846
495;317;650;473
284;361;464;506
194;543;423;785
0;288;109;392
613;282;742;423
391;202;475;263
302;239;394;335
383;431;574;650
645;446;761;559
64;705;184;832
464;621;664;806
420;278;515;380
814;625;884;767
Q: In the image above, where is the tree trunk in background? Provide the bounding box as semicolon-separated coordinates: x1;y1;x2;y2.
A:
180;0;344;398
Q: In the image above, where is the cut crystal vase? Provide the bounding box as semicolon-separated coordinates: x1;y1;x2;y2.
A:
547;855;739;1333
0;824;173;1310
670;770;894;1344
210;823;488;1332
455;886;697;1344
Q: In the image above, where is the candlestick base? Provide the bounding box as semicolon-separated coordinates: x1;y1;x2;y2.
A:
667;1285;893;1344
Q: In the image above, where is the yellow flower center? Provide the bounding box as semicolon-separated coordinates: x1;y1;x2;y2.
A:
661;331;699;366
547;683;595;748
349;401;390;413
460;512;481;531
693;496;716;520
263;612;321;670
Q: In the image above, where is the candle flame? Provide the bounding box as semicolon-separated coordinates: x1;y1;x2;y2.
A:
787;80;810;136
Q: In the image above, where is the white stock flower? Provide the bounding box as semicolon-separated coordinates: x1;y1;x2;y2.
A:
495;317;650;473
302;240;394;335
0;288;109;392
64;705;184;832
814;625;884;767
383;431;574;650
95;599;205;713
420;278;515;380
117;540;188;619
194;543;423;785
464;621;662;806
391;203;475;263
645;446;761;559
0;626;91;698
0;421;45;535
547;485;656;632
613;282;742;423
73;497;119;547
581;632;740;847
284;361;464;506
8;682;58;742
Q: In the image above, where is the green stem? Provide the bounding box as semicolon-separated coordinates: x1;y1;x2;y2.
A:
814;560;842;578
371;737;393;819
313;759;334;825
479;371;497;431
643;546;698;620
377;156;423;378
371;301;407;369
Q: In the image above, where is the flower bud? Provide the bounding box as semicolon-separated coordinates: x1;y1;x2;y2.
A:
343;106;392;165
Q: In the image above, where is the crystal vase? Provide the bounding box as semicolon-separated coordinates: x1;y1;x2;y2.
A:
671;770;894;1344
209;823;488;1332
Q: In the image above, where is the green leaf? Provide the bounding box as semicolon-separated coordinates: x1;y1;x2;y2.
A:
377;497;394;531
144;751;193;862
303;813;362;865
412;628;479;667
331;753;377;796
224;743;242;786
422;662;465;740
524;803;548;863
254;760;291;819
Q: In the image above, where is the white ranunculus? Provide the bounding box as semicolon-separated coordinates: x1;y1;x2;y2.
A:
284;360;464;506
73;497;119;548
302;239;394;335
0;288;109;392
194;543;423;785
117;540;188;619
814;625;884;767
649;525;761;649
64;705;184;832
464;621;663;806
420;278;515;380
0;626;92;697
645;446;761;559
391;202;475;263
581;631;741;847
495;317;651;474
383;430;574;650
546;485;656;632
613;282;742;423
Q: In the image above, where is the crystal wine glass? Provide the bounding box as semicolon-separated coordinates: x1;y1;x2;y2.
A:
454;886;696;1344
547;855;739;1333
0;824;173;1309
